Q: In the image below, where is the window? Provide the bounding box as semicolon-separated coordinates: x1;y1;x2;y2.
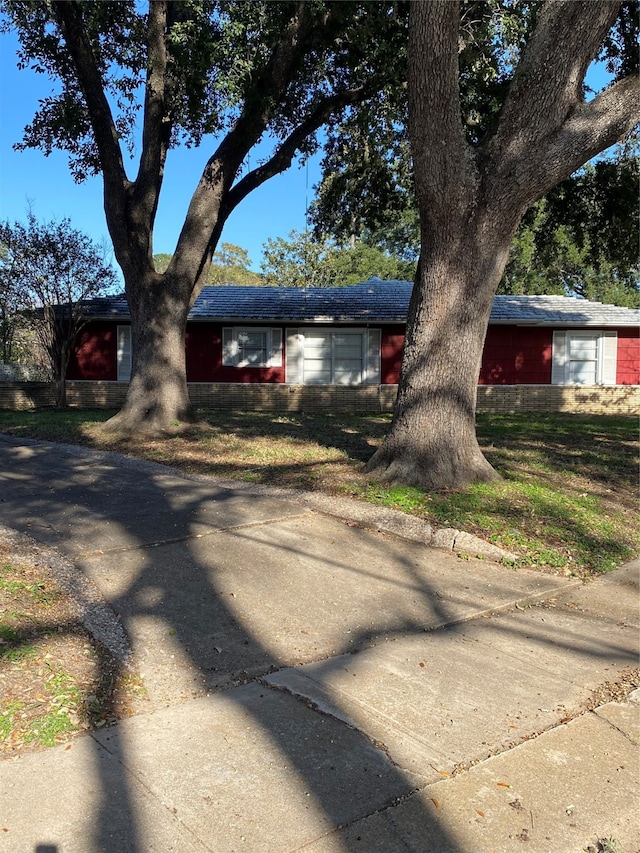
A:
286;328;381;385
552;330;617;385
222;327;282;368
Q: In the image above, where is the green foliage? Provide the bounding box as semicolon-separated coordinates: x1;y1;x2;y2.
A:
313;137;639;305
309;1;544;249
1;1;409;181
261;229;415;287
154;243;263;286
502;143;640;306
309;5;638;306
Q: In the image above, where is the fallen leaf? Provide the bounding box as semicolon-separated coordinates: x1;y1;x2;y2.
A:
496;781;511;788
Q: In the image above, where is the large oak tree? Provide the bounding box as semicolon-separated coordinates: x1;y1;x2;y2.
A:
366;0;639;489
2;0;406;431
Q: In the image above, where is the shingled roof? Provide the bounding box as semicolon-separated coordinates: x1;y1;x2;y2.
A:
85;279;640;327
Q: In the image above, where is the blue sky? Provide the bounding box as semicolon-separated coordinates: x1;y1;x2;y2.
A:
0;29;322;275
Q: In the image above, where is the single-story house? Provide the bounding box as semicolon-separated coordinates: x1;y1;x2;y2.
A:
68;279;640;389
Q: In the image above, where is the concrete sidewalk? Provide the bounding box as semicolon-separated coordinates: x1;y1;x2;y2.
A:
0;436;638;853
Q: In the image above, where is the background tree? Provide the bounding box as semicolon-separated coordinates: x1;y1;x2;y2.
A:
0;214;118;407
261;229;416;287
365;0;639;489
154;244;263;286
2;0;408;431
502;140;639;306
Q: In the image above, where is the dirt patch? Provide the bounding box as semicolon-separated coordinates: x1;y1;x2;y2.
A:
0;542;146;756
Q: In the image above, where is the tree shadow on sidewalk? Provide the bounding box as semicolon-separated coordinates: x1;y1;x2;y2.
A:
0;440;463;852
0;439;636;852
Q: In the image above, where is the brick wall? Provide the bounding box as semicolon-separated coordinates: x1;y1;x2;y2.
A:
1;381;638;415
0;383;56;410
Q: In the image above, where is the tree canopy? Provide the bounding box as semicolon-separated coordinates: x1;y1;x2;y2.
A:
309;3;639;306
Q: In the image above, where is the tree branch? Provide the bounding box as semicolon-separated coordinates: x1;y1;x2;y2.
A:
498;0;621;140
130;0;172;258
170;1;332;288
51;2;130;243
543;74;640;186
222;87;368;219
408;1;473;221
487;0;630;202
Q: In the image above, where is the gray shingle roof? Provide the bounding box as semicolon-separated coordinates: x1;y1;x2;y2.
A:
85;279;640;327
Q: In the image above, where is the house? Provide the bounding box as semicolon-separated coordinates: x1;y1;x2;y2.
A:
62;279;639;414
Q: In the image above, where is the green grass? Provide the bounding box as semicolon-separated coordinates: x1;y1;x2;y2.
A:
0;408;637;575
0;562;60;604
22;666;83;748
0;702;25;741
0;622;38;662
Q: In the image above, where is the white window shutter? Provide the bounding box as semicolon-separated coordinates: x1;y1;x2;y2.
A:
270;328;283;367
601;331;617;385
551;331;567;385
222;327;238;366
286;329;301;382
366;328;381;384
117;325;132;381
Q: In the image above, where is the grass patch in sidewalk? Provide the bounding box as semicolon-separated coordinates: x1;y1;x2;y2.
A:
0;408;637;575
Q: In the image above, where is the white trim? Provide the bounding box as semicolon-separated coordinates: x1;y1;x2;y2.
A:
116;325;131;382
552;329;618;386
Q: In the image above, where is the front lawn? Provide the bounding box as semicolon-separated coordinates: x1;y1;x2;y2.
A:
0;409;637;575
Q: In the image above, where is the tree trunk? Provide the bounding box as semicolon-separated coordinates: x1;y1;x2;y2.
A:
367;218;513;490
105;273;193;433
54;354;68;409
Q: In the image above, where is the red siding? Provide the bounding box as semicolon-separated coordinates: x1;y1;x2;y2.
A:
479;327;552;385
69;321;639;386
67;322;118;380
380;325;405;384
616;328;640;384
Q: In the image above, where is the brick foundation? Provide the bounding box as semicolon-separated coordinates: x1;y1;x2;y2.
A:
0;381;638;415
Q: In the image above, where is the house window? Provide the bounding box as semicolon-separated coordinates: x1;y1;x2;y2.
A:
222;327;283;368
286;328;381;385
117;325;132;381
552;330;617;386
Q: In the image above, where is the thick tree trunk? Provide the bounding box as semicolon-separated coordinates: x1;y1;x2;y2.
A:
367;0;639;492
105;274;193;433
367;222;512;490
